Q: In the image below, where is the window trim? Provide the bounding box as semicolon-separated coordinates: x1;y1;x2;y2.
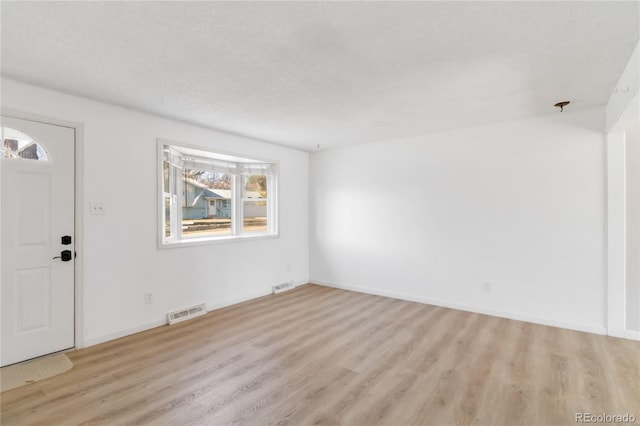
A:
157;138;279;248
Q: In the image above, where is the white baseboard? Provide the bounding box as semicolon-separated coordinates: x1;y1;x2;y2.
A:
206;288;273;311
82;319;168;348
82;284;309;348
312;279;608;336
624;330;640;341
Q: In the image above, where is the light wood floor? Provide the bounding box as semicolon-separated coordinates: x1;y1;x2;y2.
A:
2;284;638;425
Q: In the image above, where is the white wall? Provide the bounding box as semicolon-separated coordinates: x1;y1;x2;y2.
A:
310;107;607;334
606;42;639;131
626;116;640;332
2;78;309;346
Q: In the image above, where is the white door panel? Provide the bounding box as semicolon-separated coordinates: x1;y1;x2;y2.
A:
1;116;75;367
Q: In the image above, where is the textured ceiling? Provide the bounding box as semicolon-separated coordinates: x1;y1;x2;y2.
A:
1;1;638;151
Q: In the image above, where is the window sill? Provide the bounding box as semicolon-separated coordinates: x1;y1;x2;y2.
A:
158;233;279;249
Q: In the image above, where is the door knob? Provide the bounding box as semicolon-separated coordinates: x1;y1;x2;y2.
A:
53;250;72;262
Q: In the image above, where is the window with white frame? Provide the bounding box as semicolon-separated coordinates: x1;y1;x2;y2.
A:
159;141;278;246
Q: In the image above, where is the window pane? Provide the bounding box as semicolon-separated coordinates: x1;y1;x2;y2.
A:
243;200;268;233
181;169;233;238
243;174;268;233
163;160;170;192
244;174;267;198
1;127;49;161
164;197;172;238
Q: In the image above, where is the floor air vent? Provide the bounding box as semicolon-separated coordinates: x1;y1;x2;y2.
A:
167;303;207;325
272;281;295;294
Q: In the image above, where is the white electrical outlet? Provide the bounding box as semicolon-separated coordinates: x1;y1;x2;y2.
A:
90;202;105;215
145;292;153;304
482;281;491;293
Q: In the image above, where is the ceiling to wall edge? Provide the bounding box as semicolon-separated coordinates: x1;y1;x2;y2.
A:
1;67;635;154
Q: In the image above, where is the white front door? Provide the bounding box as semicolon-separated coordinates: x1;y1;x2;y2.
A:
1;116;75;367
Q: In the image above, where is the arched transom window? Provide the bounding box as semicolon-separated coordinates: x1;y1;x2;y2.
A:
1;127;49;161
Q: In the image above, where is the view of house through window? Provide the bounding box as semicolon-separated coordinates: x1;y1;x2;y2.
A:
182;169;234;237
160;142;277;245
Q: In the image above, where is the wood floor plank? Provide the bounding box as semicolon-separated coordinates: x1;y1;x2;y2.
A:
1;284;638;426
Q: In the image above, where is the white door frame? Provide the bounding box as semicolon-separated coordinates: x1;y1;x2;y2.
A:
606;90;639;341
606;130;627;338
2;108;85;350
